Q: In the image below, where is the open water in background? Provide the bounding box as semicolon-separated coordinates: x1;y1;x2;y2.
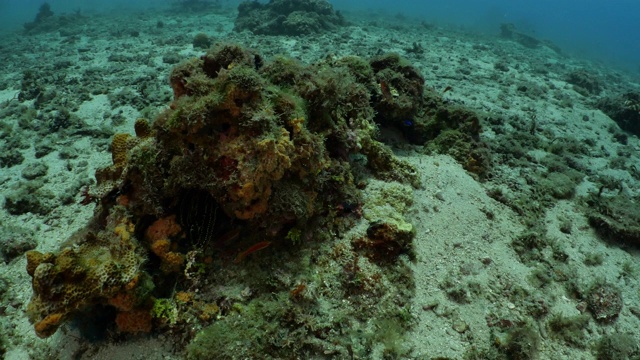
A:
1;0;639;72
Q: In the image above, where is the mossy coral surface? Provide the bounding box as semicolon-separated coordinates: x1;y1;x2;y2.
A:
25;43;424;357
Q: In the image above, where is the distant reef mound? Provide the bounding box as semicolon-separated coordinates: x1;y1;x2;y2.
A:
234;0;347;36
23;2;85;35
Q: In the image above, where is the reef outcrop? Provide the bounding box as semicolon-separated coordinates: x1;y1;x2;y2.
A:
25;43;422;338
597;92;640;137
234;0;346;35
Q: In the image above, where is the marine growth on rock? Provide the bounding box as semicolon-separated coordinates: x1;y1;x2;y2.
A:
25;43;423;339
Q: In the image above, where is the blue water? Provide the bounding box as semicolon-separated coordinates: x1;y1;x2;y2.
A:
0;0;638;71
333;0;640;72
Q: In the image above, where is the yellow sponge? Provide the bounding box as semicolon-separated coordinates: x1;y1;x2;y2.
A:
134;118;152;138
111;133;131;167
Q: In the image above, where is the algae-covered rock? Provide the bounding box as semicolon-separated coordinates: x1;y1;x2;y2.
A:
25;206;148;338
362;180;413;224
540;172;576;200
192;33;212;49
366;54;491;179
0;147;25;168
370;53;425;126
587;282;622;322
22;3;86;35
597;92;640;136
421;103;490;179
0;225;36;264
4;181;56;216
585;194;640;245
234;0;346;36
27;43;421;341
595;334;640;360
566;69;602;95
357;180;415;263
500;23;542;49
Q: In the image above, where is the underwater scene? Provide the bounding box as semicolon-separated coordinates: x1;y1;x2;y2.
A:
1;0;640;359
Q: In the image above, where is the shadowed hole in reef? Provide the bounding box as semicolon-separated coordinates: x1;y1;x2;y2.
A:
70;305;117;342
176;189;236;247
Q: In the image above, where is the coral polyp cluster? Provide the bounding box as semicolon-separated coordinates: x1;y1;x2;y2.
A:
25;43;420;340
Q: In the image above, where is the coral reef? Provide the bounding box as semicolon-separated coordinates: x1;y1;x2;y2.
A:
566;69;602;95
115;309;153;333
192;33;212;49
25;43;421;351
499;23;563;54
145;215;185;273
234;0;346;36
171;0;219;13
23;3;86;35
25;207;147;338
597;92;640;136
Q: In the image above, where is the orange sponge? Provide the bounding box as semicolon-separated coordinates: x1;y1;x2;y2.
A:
34;313;64;339
115;309;153;333
109;292;137;312
146;215;181;242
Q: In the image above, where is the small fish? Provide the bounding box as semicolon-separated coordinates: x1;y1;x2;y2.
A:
442;85;453;94
218;228;241;245
290;283;306;298
234;241;272;263
402;119;413;127
380;81;392;101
